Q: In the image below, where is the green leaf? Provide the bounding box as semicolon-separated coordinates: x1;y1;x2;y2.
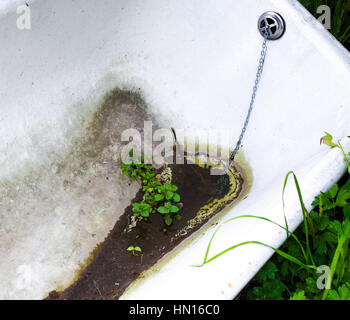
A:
320;132;338;148
164;214;173;226
328;290;340;300
328;283;350;300
280;260;290;278
134;246;142;252
170;205;179;213
165;202;172;208
173;193;180;202
344;205;350;219
290;290;308;300
157;206;168;214
305;277;319;294
313;193;335;210
336;189;350;207
171;185;178;192
313;235;328;256
175;214;182;221
127;246;134;251
329;184;339;199
338;283;350;300
154;194;164;201
322;231;338;246
319;215;330;231
140;211;149;217
257;261;278;281
328;220;342;236
164;183;170;190
253;279;286;300
166;192;174;200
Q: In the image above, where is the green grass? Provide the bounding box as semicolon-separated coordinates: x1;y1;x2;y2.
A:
238;0;350;296
239;0;350;300
196;134;350;299
234;1;350;299
194;1;350;300
241;173;350;300
299;0;350;50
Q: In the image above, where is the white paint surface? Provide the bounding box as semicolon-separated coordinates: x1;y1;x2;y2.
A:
0;0;349;299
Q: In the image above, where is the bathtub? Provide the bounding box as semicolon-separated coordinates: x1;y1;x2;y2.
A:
0;0;349;299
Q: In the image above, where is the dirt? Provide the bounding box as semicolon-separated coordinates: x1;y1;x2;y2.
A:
45;158;241;300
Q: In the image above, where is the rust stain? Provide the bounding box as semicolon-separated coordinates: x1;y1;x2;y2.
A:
228;282;232;288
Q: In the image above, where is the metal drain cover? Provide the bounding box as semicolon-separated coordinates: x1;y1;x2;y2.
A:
258;11;285;40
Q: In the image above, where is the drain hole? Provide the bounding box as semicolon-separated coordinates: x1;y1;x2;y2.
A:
258;12;285;40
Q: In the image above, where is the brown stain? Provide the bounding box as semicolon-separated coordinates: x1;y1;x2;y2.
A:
220;290;225;295
46;161;239;300
228;282;232;288
40;87;247;300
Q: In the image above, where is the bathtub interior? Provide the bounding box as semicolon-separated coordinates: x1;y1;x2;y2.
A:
0;0;349;299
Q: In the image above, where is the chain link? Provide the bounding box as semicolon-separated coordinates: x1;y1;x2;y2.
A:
226;26;270;168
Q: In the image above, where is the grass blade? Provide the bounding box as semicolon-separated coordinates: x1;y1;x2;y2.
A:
195;240;315;274
282;171;315;266
199;214;308;266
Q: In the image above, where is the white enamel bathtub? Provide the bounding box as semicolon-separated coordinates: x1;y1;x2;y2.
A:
0;0;349;299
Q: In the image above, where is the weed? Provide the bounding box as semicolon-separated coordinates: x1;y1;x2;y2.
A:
127;246;142;256
121;149;153;181
121;149;183;226
320;132;350;173
196;134;350;300
132;202;153;218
